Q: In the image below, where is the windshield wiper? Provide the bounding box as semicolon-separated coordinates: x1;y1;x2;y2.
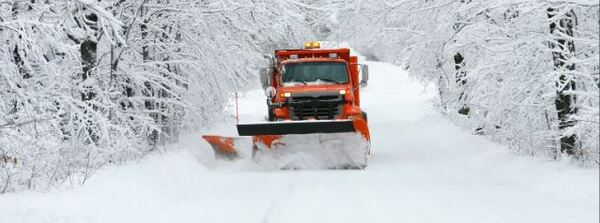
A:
289;79;308;85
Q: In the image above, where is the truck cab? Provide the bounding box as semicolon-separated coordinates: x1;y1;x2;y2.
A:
260;42;369;122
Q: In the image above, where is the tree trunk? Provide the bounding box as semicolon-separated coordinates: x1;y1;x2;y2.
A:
80;12;98;101
9;1;33;115
140;8;159;147
454;52;470;115
80;12;99;143
547;7;579;156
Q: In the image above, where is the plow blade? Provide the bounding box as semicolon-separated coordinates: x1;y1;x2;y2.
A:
202;135;243;160
237;120;355;136
202;118;371;168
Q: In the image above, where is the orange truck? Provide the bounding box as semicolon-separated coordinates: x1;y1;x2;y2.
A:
203;42;371;169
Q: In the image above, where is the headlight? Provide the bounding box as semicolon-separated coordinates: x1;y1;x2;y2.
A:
281;92;291;97
339;90;346;95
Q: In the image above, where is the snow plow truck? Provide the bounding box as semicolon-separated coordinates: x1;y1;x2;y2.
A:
203;42;371;169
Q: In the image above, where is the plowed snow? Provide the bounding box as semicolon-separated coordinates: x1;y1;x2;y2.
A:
252;133;369;169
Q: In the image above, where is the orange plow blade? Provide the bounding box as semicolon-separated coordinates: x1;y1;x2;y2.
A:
201;135;241;160
201;117;370;168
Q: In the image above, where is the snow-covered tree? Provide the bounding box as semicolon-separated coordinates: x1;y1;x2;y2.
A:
333;0;599;165
0;0;317;193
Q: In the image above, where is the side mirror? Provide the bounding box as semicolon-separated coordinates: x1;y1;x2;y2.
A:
360;64;369;87
263;54;274;65
259;67;273;90
264;86;277;98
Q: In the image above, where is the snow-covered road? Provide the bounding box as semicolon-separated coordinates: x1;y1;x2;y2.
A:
1;59;598;223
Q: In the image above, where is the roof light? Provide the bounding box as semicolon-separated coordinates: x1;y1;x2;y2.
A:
289;54;298;59
304;41;320;49
329;53;338;58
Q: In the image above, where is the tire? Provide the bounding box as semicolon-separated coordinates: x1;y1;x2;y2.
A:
268;108;275;121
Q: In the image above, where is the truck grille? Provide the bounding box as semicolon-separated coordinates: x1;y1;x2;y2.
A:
289;95;343;120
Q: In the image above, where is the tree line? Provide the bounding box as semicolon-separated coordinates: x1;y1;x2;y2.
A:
0;0;317;193
334;0;599;165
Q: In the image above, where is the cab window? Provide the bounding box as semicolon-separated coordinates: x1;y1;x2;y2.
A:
282;62;349;84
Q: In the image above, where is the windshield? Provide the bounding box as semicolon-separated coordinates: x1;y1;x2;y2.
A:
281;62;349;85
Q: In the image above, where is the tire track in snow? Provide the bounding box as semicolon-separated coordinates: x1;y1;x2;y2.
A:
260;173;297;223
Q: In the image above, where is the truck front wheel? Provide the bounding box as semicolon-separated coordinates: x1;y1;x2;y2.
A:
268;108;275;121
